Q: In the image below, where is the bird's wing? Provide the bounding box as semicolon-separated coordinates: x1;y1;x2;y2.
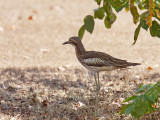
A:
105;53;140;67
82;57;107;67
82;51;137;67
80;51;107;67
81;51;113;67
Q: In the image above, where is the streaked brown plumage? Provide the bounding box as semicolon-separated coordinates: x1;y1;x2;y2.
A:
63;36;140;91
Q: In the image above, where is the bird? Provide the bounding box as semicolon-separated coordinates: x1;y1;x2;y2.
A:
63;36;140;93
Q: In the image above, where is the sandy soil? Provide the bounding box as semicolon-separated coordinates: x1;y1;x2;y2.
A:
0;0;160;68
0;0;160;119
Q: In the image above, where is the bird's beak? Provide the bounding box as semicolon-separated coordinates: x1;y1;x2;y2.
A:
63;41;71;45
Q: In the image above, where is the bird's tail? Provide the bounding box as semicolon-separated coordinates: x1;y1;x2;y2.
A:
127;62;141;66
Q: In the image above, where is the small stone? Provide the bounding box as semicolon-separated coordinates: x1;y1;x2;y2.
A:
119;97;125;102
24;56;30;59
58;66;65;71
135;75;140;79
28;105;33;110
40;48;50;53
0;26;4;32
78;101;85;107
153;64;159;68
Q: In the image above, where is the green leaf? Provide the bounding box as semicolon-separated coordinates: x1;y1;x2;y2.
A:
84;15;95;33
131;111;141;119
120;104;133;114
103;0;112;15
147;104;155;113
138;83;144;89
140;11;149;21
133;95;149;117
94;7;105;19
145;82;160;103
110;13;117;24
125;104;135;115
120;82;160;119
104;13;117;29
108;0;127;12
78;25;85;39
136;84;152;94
123;94;150;118
155;0;160;9
140;20;149;31
124;1;129;12
122;95;138;103
104;16;111;28
150;20;160;38
130;5;139;24
94;0;102;5
137;0;149;10
139;12;149;31
133;24;141;45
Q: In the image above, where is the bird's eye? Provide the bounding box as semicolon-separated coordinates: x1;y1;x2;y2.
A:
71;40;76;43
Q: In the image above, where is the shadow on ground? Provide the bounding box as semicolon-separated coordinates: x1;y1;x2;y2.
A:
0;67;159;119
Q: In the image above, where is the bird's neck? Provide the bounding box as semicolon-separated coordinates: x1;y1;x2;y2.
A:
75;42;86;56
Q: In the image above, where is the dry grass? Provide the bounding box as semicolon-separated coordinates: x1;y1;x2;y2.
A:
0;0;160;119
0;67;159;120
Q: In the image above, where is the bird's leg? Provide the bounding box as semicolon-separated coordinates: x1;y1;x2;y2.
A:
93;72;99;117
93;73;98;92
97;72;100;92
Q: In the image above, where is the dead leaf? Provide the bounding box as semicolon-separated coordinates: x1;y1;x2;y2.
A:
155;9;160;18
146;2;155;27
28;16;33;20
146;14;153;27
147;66;153;71
151;104;156;108
125;8;129;12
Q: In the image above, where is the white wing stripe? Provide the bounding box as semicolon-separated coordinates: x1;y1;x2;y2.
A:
83;58;106;65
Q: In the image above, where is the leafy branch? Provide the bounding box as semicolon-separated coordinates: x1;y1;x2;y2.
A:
78;0;160;44
120;81;160;119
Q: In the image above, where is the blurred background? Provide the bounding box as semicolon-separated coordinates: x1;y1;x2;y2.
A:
0;1;160;119
0;0;159;68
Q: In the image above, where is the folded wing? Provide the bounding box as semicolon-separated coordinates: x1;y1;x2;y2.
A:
82;51;140;68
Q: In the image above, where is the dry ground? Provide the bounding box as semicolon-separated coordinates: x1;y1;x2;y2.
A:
0;0;160;119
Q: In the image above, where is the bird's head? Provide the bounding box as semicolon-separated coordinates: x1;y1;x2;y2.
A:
63;36;81;47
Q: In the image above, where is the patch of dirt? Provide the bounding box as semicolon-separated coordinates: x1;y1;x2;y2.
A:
0;67;159;119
